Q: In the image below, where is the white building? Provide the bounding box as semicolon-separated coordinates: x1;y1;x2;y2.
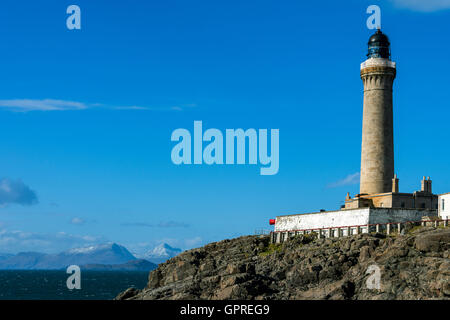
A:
274;208;435;235
438;193;450;220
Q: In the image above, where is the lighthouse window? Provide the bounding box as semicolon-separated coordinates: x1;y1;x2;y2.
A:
401;202;405;208
443;199;445;211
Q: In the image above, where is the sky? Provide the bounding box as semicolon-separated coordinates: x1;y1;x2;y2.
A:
0;0;449;254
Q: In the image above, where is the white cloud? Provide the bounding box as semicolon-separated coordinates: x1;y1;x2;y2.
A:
0;228;106;254
113;106;151;110
0;99;88;112
0;178;38;206
327;172;360;188
113;104;195;111
184;236;202;249
389;0;450;12
0;99;196;112
121;220;190;228
70;217;86;225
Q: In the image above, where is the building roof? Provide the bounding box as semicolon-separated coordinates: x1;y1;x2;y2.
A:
368;30;390;46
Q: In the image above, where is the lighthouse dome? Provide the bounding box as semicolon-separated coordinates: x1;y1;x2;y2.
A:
367;30;391;59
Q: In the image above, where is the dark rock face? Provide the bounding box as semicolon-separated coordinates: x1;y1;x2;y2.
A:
116;288;142;300
116;228;450;300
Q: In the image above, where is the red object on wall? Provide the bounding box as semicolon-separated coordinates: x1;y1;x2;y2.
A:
269;219;276;225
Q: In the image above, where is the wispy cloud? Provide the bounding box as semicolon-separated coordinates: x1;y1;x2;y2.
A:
0;99;88;112
327;172;360;188
121;221;190;228
0;178;38;206
0;98;196;112
113;105;186;111
69;217;86;225
184;236;202;248
0;228;106;254
158;221;190;228
389;0;450;12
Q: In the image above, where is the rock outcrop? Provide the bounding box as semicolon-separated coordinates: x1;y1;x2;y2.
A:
117;227;450;300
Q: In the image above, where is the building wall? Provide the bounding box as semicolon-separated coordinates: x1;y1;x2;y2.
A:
367;208;436;224
344;192;438;210
439;194;450;220
274;208;436;232
391;194;415;208
413;193;438;210
275;209;370;232
371;194;393;207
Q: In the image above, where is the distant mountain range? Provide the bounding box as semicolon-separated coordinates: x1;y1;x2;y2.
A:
80;259;157;271
0;253;14;262
0;242;182;270
136;243;182;264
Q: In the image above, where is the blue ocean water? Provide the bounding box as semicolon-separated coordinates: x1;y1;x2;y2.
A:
0;270;149;300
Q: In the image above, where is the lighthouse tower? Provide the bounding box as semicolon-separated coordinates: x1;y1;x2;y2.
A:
359;30;396;195
270;29;442;241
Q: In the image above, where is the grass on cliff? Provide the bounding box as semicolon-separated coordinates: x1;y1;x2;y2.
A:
406;225;423;234
258;233;318;257
259;243;282;257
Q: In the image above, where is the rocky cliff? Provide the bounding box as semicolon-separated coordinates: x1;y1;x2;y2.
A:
117;226;449;300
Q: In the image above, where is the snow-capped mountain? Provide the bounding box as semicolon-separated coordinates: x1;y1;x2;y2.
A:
0;243;137;270
138;243;182;264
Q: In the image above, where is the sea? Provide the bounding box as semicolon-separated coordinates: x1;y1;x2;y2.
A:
0;270;149;300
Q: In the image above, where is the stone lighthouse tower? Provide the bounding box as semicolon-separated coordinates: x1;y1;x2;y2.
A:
359;30;396;195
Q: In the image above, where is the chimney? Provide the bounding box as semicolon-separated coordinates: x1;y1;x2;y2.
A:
427;177;432;194
392;174;399;193
421;176;428;193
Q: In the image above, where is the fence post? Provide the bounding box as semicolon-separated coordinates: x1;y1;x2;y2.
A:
398;223;401;234
434;220;438;228
386;223;391;235
376;224;380;233
347;227;351;237
445;219;448;227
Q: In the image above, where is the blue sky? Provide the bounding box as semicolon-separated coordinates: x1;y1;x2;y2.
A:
0;0;449;254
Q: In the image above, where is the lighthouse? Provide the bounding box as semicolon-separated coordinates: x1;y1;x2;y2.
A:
270;29;441;241
343;30;437;210
359;29;396;195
